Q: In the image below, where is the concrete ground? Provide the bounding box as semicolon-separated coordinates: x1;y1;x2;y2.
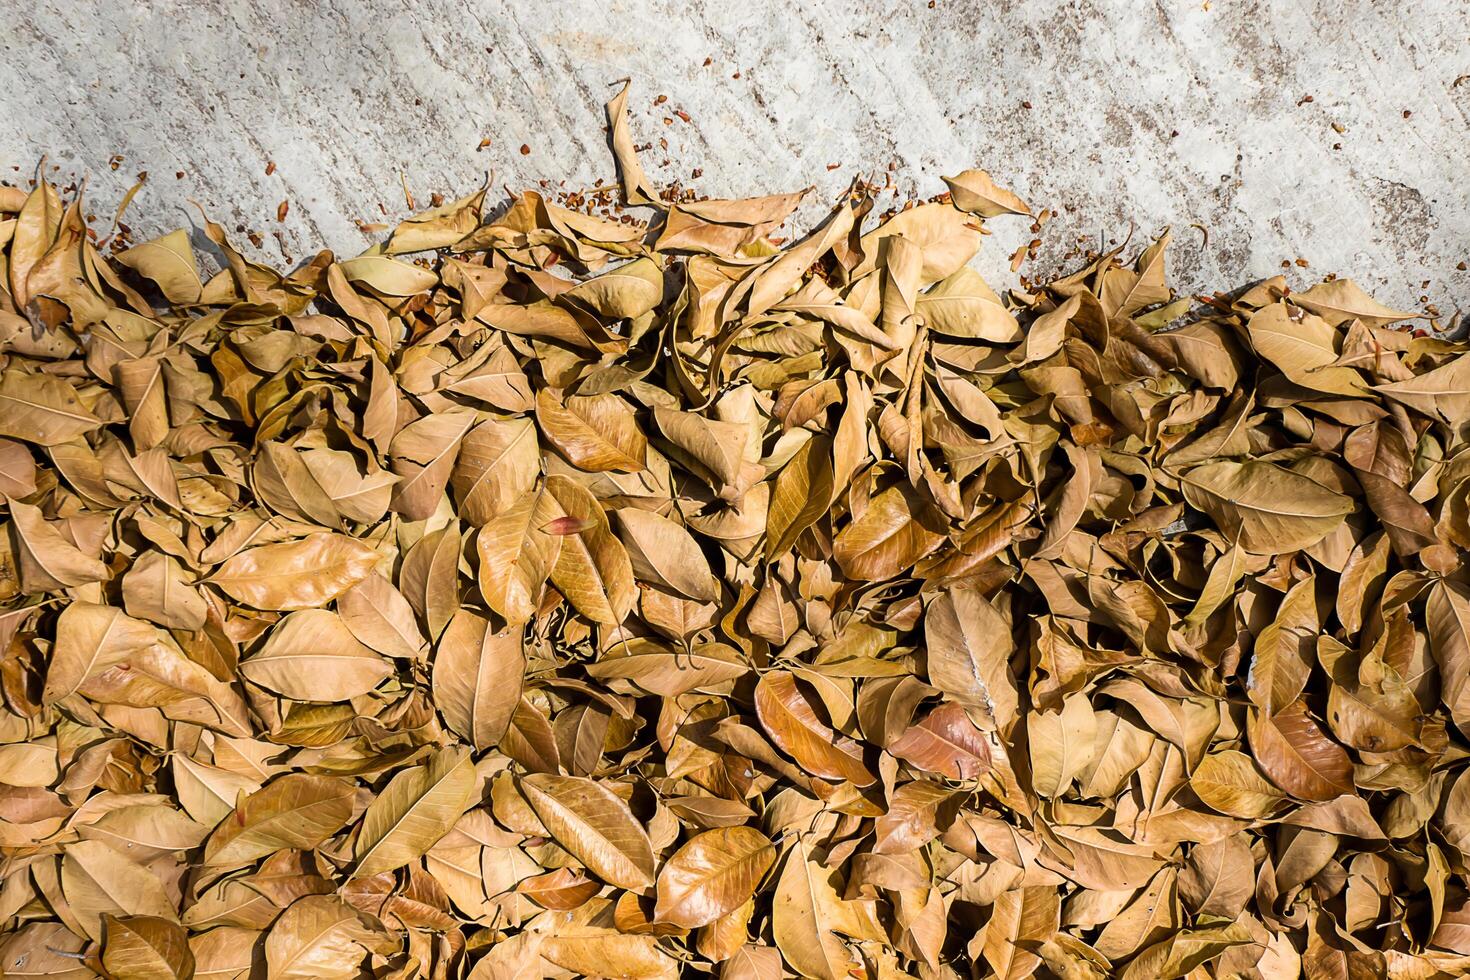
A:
3;0;1468;315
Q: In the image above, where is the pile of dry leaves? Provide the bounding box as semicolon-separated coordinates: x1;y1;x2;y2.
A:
1;84;1469;980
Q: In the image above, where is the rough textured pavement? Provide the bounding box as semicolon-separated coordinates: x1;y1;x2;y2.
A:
4;0;1468;314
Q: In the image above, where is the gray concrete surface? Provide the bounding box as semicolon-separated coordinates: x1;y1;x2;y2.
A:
3;0;1468;314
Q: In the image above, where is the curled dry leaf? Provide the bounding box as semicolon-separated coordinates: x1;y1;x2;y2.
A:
942;168;1031;218
0;82;1464;980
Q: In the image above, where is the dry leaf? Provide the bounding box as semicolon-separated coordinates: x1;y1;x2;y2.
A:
654;826;776;928
520;773;657;890
208;533;380;610
353;747;477;878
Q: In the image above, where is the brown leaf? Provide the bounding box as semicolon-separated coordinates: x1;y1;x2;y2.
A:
605;81;661;206
44;602;249;735
337;571;427;659
545;475;636;625
1178;836;1254;920
476;482;563;625
981;886;1059;980
772;841;869;980
616;507;718;601
918;266;1021;341
401;521;463;640
241;609;391;701
889;702;992;780
924;587;1019;733
0;923;97;980
1293;278;1416;327
101;915;195;980
1246;575;1319;715
389;406;476;521
204;773;355;869
765;435;835;561
9;499;109;590
519;773;656;890
452;417;540;525
755;671;875;786
1429;580;1470;731
537;389;647;472
121;551;207;631
654;827;776;928
1180;460;1354;554
353;747;477;878
116;229;202;303
833;484;946;581
62;839;179;939
1190;750;1288;819
720;944;784;980
207;533;380;610
263;895;388;980
1376;352;1470;423
1248;700;1355;802
872;781;960;854
942;169;1031;217
433;610;524;749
